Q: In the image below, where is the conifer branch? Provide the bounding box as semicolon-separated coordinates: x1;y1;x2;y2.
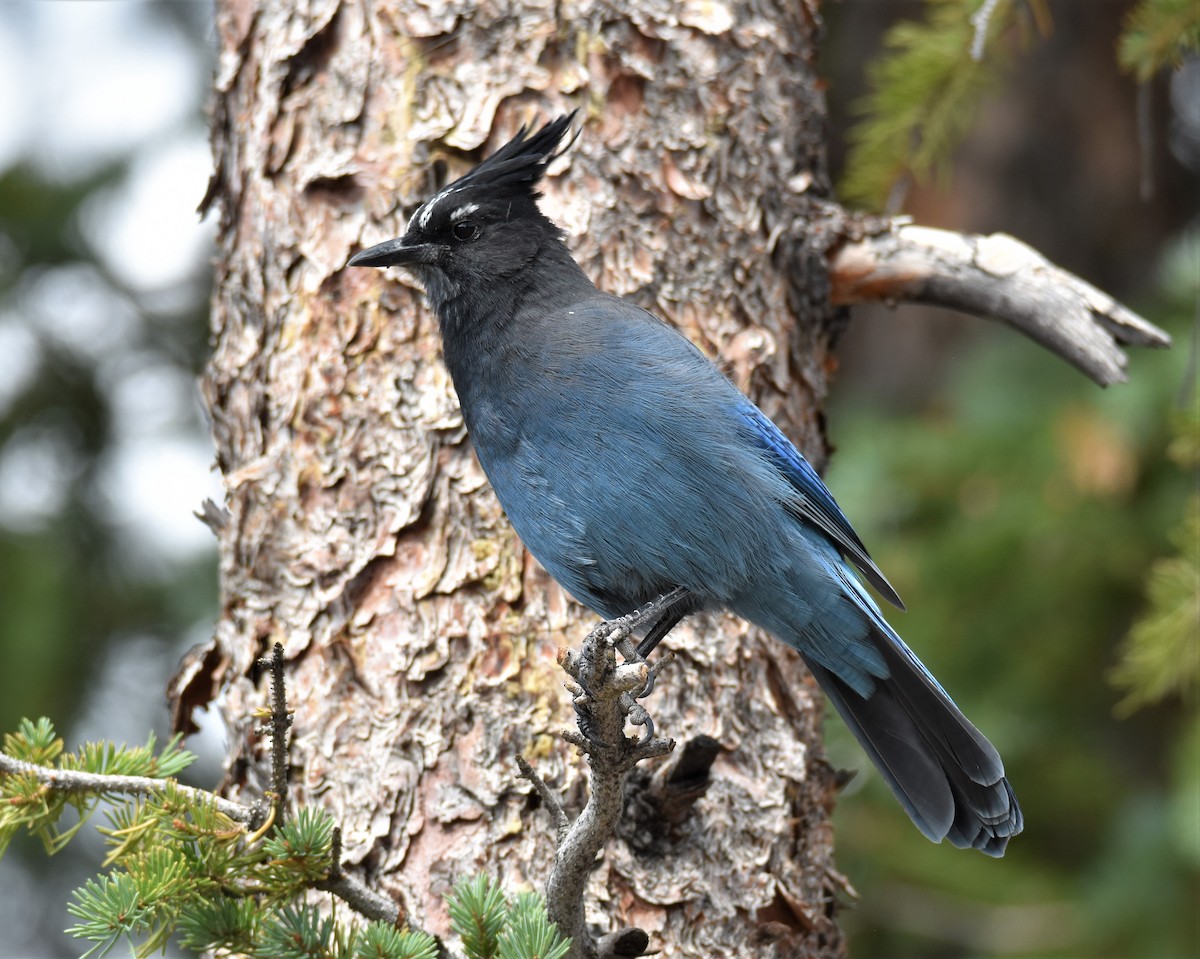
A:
0;650;405;937
0;750;256;825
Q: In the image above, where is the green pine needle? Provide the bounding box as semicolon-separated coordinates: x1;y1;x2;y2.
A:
61;732;196;780
259;904;338;959
66;871;175;959
1118;0;1200;82
497;892;570;959
3;717;62;765
353;922;440;959
98;800;159;867
177;897;262;954
840;0;1018;209
449;873;509;959
261;807;337;884
1;723;203;863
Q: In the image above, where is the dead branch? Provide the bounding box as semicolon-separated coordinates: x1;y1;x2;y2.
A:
314;826;403;925
260;641;293;825
521;600;680;959
829;221;1171;386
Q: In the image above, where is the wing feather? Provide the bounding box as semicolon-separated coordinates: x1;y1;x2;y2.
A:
739;403;905;609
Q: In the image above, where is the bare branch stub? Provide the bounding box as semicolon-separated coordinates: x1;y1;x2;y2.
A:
194;497;231;534
258;641;293;826
596;928;652;958
828;220;1171;387
523;609;679;959
619;733;722;856
315;825;404;927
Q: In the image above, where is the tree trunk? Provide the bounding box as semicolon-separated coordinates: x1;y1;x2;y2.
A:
194;1;849;955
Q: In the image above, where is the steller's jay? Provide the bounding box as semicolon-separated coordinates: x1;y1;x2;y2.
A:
349;115;1022;855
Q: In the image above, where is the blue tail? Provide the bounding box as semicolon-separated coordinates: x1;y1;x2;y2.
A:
826;571;1020;854
738;557;1023;855
807;633;1022;855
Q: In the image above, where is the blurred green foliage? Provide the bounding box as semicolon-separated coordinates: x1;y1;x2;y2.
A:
0;6;217;953
1111;407;1200;715
825;233;1198;958
1119;0;1200;81
843;0;1200;210
840;0;1042;209
0;160;216;735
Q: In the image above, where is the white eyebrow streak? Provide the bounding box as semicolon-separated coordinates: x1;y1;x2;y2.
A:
449;202;479;221
415;196;438;230
414;184;469;230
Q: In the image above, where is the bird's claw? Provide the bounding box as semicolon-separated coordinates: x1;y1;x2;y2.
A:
624;695;655;742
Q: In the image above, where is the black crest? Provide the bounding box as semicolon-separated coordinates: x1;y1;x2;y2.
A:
436;112;578;203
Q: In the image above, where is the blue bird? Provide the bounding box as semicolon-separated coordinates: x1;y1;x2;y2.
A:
350;116;1022;855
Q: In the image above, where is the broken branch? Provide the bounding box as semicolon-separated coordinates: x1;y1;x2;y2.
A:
829;221;1170;386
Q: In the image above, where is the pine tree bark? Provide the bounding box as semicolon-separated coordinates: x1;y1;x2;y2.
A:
192;1;850;955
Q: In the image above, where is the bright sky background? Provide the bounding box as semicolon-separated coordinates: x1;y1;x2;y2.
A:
0;1;221;566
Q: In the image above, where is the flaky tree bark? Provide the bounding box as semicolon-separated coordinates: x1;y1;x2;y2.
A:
188;1;848;956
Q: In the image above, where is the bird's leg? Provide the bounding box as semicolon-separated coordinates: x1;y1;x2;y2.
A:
561;589;693;747
598;587;697;702
600;586;697;663
637;608;686;659
625;587;693;637
630;589;701;699
628;621;678;701
559;615;674;750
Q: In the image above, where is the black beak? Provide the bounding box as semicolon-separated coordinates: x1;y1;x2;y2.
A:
348;236;434;268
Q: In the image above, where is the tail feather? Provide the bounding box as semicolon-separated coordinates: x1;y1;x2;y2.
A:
808;630;1023;856
731;545;1022;854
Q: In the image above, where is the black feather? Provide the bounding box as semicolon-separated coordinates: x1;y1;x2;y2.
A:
447;112;579;200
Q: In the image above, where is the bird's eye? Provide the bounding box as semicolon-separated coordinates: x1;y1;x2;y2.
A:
451;220;479;241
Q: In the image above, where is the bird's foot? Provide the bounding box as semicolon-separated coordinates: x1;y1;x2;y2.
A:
611;587;694;698
624;587;691;634
558;614;675;755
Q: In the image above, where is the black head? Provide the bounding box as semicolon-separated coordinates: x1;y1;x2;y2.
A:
349;113;578;304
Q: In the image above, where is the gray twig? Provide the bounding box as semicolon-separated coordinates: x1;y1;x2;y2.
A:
829;222;1171;386
314;826;403;925
516;754;570;843
316;872;403;925
0;750;256;824
525;610;677;959
969;0;1003;61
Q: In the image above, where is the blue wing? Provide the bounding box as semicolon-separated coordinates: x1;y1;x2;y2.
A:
738;401;904;609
